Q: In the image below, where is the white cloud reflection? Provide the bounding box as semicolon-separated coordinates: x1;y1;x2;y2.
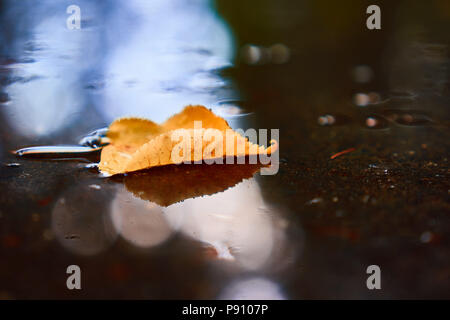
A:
99;0;235;123
3;14;89;137
1;0;235;137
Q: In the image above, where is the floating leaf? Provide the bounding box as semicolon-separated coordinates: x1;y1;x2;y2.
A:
99;105;277;175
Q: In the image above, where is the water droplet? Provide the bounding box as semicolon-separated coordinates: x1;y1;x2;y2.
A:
354;92;382;107
365;117;377;128
364;115;389;129
318;114;335;126
354;93;370;106
83;163;98;169
382;109;433;127
307;197;323;205
79;127;108;147
5;163;20;168
318;113;352;126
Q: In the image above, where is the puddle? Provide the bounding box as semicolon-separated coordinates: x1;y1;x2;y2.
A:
0;0;448;299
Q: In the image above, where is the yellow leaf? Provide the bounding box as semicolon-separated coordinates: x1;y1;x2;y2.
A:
99;105;277;175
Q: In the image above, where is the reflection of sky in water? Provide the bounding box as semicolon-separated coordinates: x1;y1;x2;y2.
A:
101;0;234;123
1;0;235;137
111;178;289;271
3;13;89;137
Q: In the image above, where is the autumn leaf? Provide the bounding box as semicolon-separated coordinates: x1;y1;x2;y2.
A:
99;105;277;175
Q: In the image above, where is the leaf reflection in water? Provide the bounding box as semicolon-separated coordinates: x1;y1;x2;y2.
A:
111;162;290;270
120;160;264;207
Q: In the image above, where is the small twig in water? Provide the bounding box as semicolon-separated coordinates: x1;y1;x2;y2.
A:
330;147;356;160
